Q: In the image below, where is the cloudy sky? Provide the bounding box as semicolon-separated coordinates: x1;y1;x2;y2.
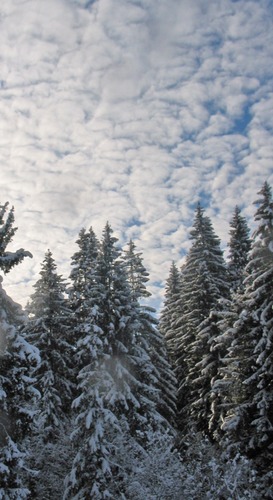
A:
1;0;273;310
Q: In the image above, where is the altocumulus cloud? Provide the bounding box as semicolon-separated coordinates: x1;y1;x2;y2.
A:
0;0;272;309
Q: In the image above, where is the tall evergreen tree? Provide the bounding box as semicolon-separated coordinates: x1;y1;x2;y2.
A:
209;208;251;440
24;250;74;498
175;204;229;436
65;226;115;499
159;261;181;368
69;227;100;369
25;250;74;439
123;241;177;428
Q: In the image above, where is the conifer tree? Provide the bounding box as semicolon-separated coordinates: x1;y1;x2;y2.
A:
123;241;177;428
209;208;251;440
69;227;99;369
24;250;74;498
159;261;181;368
175;204;229;436
96;226;169;440
25;250;74;438
65;226;117;499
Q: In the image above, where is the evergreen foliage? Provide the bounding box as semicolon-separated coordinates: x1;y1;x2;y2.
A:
123;241;177;428
159;261;181;368
23;250;74;498
122;240;151;301
25;250;74;439
227;205;252;292
65;224;173;499
208;208;251;440
174;204;229;436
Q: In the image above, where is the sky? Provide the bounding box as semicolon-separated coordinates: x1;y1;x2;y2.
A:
1;0;273;310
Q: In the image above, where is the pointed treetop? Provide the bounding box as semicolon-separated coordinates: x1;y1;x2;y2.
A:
38;249;58;278
252;181;273;249
227;206;252;290
70;226;99;286
122;239;151;300
164;261;181;298
99;222;121;277
190;203;221;249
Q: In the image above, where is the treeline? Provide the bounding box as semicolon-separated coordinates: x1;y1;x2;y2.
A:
160;181;273;495
0;182;272;498
0;214;177;498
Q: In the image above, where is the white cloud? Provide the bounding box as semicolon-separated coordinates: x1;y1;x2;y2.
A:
0;0;273;310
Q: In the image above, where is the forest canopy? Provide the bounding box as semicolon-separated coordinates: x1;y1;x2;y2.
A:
0;183;273;498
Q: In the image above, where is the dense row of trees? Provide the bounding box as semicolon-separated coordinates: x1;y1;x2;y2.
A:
160;181;273;495
0;209;177;498
0;182;272;498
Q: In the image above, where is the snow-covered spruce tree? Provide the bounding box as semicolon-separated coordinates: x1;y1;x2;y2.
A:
221;182;273;470
65;224;171;499
207;295;243;442
159;261;182;369
65;224;142;498
69;226;100;369
175;204;229;438
208;208;251;441
69;227;98;306
24;250;74;498
121;240;151;302
64;225;116;499
96;225;168;442
227;205;252;292
0;202;36;499
123;240;177;428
